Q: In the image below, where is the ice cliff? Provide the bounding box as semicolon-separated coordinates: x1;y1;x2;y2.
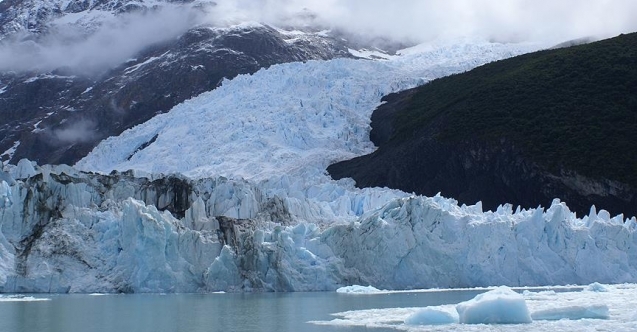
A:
1;161;636;293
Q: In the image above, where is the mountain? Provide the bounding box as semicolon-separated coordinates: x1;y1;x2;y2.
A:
328;33;637;218
0;0;353;165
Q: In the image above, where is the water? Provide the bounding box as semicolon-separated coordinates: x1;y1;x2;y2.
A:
0;290;484;332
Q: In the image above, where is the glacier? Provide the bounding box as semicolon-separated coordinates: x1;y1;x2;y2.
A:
2;37;637;293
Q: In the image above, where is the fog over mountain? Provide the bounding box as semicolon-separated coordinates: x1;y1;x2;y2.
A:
210;0;637;43
0;4;205;73
1;0;635;74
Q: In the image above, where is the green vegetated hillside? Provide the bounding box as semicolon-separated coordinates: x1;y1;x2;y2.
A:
329;33;637;216
397;33;637;184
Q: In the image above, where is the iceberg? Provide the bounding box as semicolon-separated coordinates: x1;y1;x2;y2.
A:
585;282;611;292
456;286;532;324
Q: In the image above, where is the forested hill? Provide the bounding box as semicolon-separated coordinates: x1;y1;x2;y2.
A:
329;33;637;217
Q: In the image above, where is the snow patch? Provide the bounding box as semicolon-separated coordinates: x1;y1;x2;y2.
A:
348;48;391;60
0;141;20;161
23;75;75;83
124;53;168;75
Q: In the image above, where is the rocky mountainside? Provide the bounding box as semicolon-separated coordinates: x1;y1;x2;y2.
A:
328;33;637;217
0;0;354;165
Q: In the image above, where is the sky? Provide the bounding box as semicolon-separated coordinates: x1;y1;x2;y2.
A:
0;0;636;74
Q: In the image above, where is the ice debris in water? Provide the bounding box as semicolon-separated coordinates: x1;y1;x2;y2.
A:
585;282;611;292
531;305;610;321
336;285;381;294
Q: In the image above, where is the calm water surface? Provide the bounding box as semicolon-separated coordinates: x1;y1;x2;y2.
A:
0;290;485;332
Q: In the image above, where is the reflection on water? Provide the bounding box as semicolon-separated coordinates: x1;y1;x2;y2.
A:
0;290;482;332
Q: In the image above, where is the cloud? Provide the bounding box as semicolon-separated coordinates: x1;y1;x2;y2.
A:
52;120;98;144
0;4;205;74
1;0;636;74
207;0;637;43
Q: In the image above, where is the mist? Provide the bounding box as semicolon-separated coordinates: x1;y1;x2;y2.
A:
0;5;205;74
52;120;98;144
1;0;636;74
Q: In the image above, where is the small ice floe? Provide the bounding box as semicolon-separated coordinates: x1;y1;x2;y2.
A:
523;289;558;300
585;282;611;292
336;285;382;294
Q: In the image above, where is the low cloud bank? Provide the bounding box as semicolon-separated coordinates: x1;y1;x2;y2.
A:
1;0;636;74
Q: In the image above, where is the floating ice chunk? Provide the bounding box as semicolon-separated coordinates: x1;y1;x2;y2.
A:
522;290;557;300
523;290;556;296
531;304;610;320
405;307;458;325
456;286;532;324
336;285;381;294
0;295;51;302
585;282;610;292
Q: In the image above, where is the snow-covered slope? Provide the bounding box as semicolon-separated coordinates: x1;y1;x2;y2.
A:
3;38;637;293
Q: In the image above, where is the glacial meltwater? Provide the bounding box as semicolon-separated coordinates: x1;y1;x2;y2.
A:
2;285;637;332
